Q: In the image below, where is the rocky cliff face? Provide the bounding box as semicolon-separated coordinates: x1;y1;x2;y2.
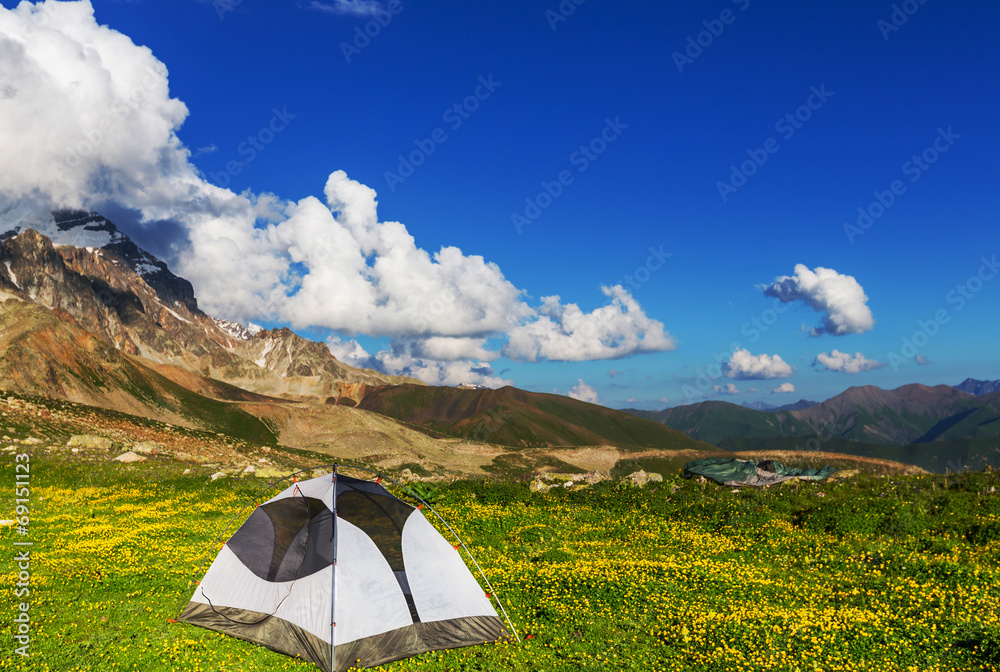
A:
0;211;419;403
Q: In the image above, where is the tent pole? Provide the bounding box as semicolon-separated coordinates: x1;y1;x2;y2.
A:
331;464;339;672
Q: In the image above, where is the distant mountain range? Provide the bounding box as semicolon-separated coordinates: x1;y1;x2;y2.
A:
623;383;1000;472
742;399;817;412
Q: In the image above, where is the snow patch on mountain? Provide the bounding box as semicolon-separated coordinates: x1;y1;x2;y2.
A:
214;318;255;341
3;260;18;289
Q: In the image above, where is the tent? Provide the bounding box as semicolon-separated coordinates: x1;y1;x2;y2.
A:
683;457;836;487
179;467;516;671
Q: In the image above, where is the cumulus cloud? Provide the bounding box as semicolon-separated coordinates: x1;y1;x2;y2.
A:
567;380;599;404
813;350;886;374
302;0;384;16
0;0;676;382
723;349;794;380
915;354;931;366
772;382;796;394
713;383;739;396
762;264;874;336
501;285;676;362
327;336;510;388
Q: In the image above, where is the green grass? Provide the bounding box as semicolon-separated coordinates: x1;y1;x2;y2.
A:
3;452;1000;671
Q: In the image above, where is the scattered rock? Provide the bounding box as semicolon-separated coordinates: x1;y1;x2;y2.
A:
242;465;256;475
210;472;227;481
529;478;553;493
400;468;414;482
68;435;113;451
70;448;79;453
182;469;191;475
131;441;161;455
23;437;42;445
113;451;146;463
627;470;663;487
562;481;574;488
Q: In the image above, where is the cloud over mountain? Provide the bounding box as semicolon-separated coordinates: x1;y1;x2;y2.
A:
501;285;676;362
0;0;675;385
813;350;886;374
762;264;874;336
567;379;599;404
723;348;794;380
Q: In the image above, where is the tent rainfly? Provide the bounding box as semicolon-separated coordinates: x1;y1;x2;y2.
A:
180;468;514;671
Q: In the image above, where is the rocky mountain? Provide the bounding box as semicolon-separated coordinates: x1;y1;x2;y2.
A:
955;378;1000;396
0;211;411;401
625;384;1000;447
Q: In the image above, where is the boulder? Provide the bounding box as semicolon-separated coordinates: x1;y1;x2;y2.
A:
210;471;227;481
627;470;664;487
529;478;553;493
113;451;146;463
131;441;161;455
68;435;113;451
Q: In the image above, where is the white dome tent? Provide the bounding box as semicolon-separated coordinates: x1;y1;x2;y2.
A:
179;465;519;671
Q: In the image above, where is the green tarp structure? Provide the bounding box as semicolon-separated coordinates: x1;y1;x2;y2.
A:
683;457;836;487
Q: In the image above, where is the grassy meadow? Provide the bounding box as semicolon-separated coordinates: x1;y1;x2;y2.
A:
3;452;1000;672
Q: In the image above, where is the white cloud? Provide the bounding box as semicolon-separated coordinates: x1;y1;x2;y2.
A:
723;348;794;380
713;383;739;396
0;1;676;382
813;350;886;374
915;354;931;366
410;337;499;362
303;0;384;16
567;379;599;404
772;382;796;394
327;336;510;387
501;285;676;362
762;264;874;336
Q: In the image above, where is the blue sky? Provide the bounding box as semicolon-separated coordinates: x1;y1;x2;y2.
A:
2;0;998;408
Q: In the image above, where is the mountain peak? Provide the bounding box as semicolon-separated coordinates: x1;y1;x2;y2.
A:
955;378;1000;397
